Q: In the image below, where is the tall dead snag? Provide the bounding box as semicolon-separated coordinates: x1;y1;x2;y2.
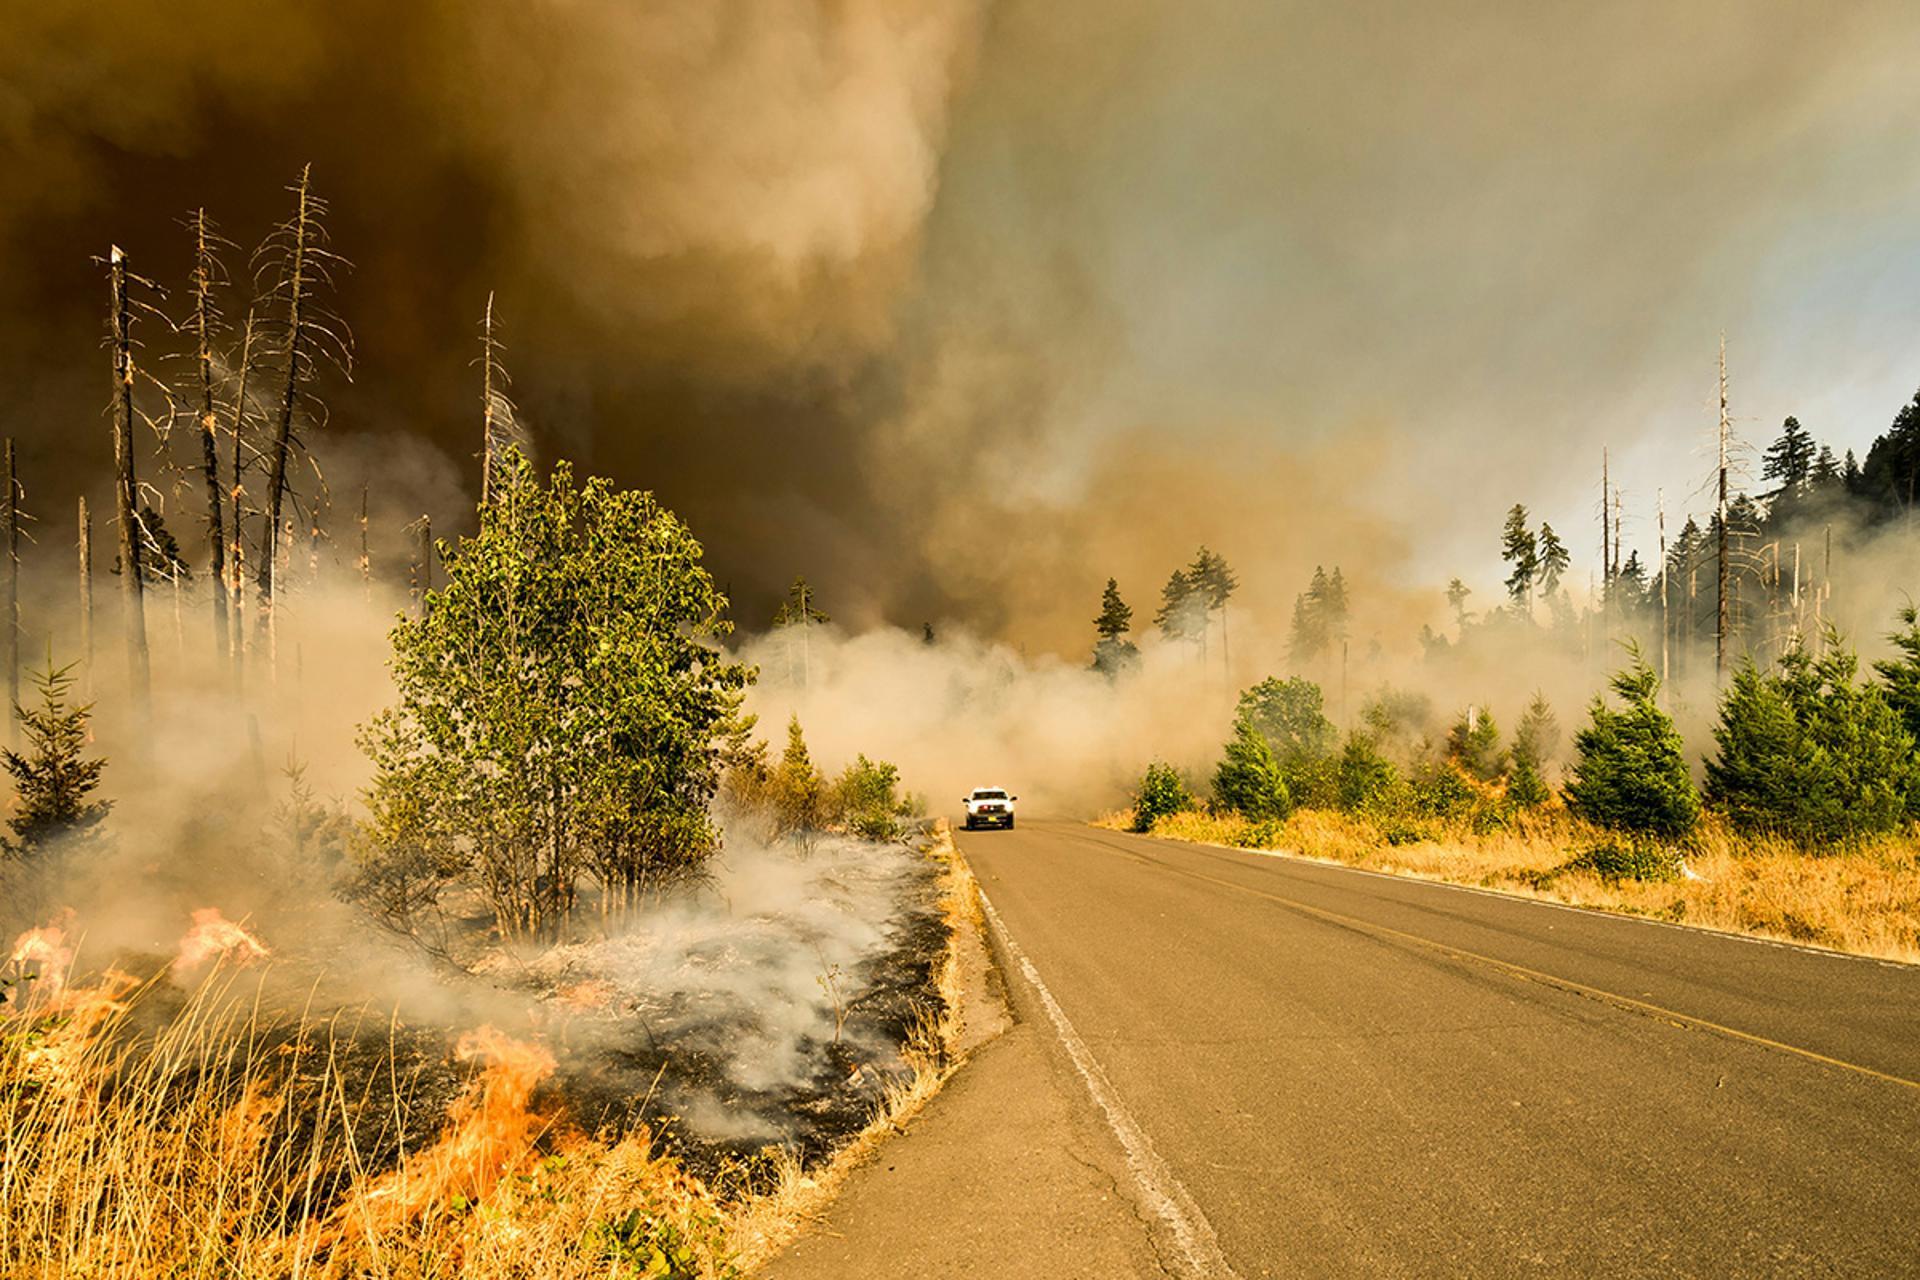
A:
1716;333;1731;683
358;484;370;600
3;439;17;740
227;311;256;677
410;516;433;618
187;209;231;665
77;497;93;695
108;246;152;707
477;292;524;506
253;165;350;635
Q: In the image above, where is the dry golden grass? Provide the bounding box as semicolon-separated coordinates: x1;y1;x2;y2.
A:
0;828;976;1279
1102;806;1920;964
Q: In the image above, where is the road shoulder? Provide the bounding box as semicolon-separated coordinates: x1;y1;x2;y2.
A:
757;846;1167;1279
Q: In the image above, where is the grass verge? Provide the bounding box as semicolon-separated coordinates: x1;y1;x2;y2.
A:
1097;806;1920;964
0;827;977;1279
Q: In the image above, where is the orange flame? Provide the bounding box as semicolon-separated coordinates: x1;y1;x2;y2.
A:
327;1027;557;1244
174;908;270;971
7;912;77;1003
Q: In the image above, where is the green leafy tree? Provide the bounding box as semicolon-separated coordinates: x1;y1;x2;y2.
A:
356;450;751;940
1508;692;1559;808
1237;677;1337;759
1706;640;1916;843
833;754;907;840
1213;716;1292;820
1;662;110;861
1501;504;1538;609
1092;578;1141;675
1132;762;1193;832
1446;706;1506;782
1564;651;1699;839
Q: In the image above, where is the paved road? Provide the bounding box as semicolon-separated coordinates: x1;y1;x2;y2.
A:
959;820;1920;1278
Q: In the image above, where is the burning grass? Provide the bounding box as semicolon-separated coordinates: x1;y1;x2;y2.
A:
1100;806;1920;963
0;828;972;1278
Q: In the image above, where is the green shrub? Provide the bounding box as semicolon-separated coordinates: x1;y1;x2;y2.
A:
1706;641;1917;846
1563;840;1682;883
1336;732;1400;811
1237;676;1337;758
1213;717;1292;821
833;753;908;840
1409;761;1477;819
1564;652;1699;839
1133;762;1195;832
1230;818;1288;849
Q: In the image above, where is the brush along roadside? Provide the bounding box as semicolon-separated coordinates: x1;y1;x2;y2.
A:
0;828;979;1279
1098;807;1920;965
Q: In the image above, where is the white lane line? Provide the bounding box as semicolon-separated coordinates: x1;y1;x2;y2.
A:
979;890;1244;1280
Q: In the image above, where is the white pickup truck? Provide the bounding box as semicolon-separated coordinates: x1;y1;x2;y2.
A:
962;786;1017;831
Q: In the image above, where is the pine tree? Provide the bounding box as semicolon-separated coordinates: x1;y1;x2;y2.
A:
1565;650;1698;838
1092;578;1140;676
1213;715;1291;820
1707;640;1916;843
1761;416;1816;494
1446;706;1506;782
1537;524;1569;597
1811;444;1840;487
1445;577;1473;628
1508;692;1558;808
1874;605;1920;747
1501;504;1538;609
1289;566;1348;662
773;714;828;836
1;662;111;861
1155;568;1204;646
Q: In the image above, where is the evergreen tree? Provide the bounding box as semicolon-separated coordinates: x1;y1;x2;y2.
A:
1189;547;1238;616
1842;448;1862;492
1508;692;1558;808
773;714;828;835
1288;566;1349;662
922;621;935;646
1706;640;1916;843
1537;524;1569;597
1859;390;1920;516
1446;706;1506;782
1811;444;1840;487
1;662;110;860
1564;651;1699;838
1761;416;1816;494
1092;577;1141;676
1336;732;1400;811
1501;504;1538;609
1213;715;1291;820
1155;568;1205;646
772;576;829;627
1445;577;1472;628
1874;604;1920;747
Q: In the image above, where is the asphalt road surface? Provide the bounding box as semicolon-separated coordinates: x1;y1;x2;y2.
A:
957;820;1920;1279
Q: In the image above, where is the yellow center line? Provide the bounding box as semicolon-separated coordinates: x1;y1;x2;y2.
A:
1075;828;1920;1094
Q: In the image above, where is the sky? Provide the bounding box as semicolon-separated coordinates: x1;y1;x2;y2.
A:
4;0;1920;653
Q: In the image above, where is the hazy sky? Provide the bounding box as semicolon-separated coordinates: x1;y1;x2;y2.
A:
4;1;1920;650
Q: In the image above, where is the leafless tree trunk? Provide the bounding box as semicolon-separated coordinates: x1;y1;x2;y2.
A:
189;209;229;666
109;246;151;708
412;515;433;618
1657;489;1669;692
3;439;17;738
77;497;93;696
258;167;312;624
1716;333;1731;683
359;484;371;600
1600;447;1610;641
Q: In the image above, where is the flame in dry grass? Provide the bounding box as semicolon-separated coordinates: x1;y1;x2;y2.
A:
7;911;77;1003
330;1026;557;1244
175;907;271;971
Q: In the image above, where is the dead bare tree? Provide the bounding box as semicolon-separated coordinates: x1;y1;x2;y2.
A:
252;165;351;633
1716;334;1731;682
187;208;235;666
77;497;93;696
478;292;520;506
107;246;153;708
3;439;17;740
358;484;370;600
227;309;257;679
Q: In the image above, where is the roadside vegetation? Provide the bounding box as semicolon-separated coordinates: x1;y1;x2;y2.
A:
1108;629;1920;963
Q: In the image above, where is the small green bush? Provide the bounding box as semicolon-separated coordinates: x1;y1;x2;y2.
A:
1336;732;1399;811
1563;840;1682;884
834;753;908;840
1446;706;1507;782
1133;761;1195;832
1409;762;1476;819
1230;818;1288;849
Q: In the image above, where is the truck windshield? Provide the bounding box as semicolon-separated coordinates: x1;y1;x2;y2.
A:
974;790;1007;800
